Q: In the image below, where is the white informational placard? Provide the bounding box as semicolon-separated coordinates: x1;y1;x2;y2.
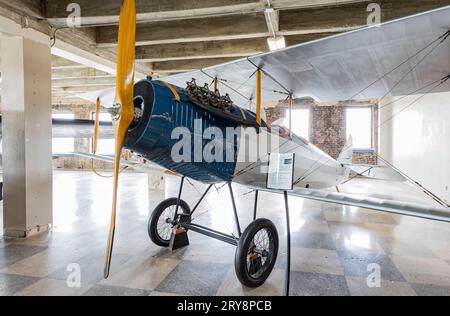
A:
267;153;295;191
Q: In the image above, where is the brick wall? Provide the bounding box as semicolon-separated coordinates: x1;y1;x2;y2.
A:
265;98;379;165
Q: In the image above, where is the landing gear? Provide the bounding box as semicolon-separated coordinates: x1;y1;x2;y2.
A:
147;179;281;289
148;198;191;247
235;219;279;288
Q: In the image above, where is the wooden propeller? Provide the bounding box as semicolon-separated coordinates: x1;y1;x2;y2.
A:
104;0;136;279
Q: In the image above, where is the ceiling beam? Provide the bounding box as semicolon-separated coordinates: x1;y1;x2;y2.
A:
0;2;151;79
151;58;239;74
52;67;110;79
135;32;339;63
95;0;450;48
280;0;450;33
96;13;270;47
135;38;267;63
0;0;43;19
55;85;116;94
96;12;355;48
52;75;116;88
45;0;371;26
52;56;86;69
52;97;95;106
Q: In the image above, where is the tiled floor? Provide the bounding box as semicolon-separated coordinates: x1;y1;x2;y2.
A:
1;171;450;296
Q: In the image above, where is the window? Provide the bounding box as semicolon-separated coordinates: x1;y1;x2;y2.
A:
92;112;115;156
282;109;310;140
346;107;373;151
52;113;75;154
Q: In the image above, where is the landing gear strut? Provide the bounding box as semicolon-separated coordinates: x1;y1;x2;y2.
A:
147;178;279;288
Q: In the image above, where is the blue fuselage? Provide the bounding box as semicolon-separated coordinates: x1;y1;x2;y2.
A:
124;79;262;183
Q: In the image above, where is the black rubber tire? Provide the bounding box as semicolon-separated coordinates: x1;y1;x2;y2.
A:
235;218;279;288
148;198;191;247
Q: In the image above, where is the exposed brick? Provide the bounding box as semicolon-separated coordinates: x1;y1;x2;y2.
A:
266;99;379;165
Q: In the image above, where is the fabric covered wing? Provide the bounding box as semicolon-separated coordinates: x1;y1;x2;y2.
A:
163;6;450;107
249;177;450;223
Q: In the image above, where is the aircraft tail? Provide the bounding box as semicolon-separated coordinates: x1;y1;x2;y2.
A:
337;136;408;182
338;136;353;165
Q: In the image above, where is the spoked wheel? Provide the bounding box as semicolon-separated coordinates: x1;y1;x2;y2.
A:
235;219;279;288
148;198;191;247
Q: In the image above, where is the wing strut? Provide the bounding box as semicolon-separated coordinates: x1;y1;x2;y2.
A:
256;69;262;126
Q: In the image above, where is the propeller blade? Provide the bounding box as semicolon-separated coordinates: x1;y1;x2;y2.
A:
104;0;136;279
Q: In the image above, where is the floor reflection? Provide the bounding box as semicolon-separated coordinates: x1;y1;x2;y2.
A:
0;171;449;296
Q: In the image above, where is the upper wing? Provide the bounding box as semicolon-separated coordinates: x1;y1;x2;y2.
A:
161;5;450;108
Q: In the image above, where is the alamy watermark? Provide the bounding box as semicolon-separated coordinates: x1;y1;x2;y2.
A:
367;3;381;27
66;263;81;288
367;263;381;288
171;121;283;167
66;3;81;28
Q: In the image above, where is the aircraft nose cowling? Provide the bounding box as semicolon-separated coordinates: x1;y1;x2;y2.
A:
124;78;155;149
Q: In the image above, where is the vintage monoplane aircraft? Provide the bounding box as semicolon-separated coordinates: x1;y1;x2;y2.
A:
18;1;450;289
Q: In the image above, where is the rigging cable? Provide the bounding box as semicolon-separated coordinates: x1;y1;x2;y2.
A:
290;30;450;185
379;75;450;127
348;30;450;100
246;57;291;95
296;74;450;184
376;155;450;208
378;33;449;102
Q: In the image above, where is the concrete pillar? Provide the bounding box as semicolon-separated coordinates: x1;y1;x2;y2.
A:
0;35;53;238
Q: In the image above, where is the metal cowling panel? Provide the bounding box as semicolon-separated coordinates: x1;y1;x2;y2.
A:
125;80;239;183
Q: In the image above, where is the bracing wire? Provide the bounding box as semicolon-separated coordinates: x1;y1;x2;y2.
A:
185;178;214;211
348;30;450;100
298;75;449;184
246;58;291;95
378;37;448;102
379;75;450;127
290;30;450;185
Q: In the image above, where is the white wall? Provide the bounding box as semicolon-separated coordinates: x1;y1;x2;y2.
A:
379;92;450;203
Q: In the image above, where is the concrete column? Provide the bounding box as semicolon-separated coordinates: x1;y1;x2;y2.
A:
1;35;53;238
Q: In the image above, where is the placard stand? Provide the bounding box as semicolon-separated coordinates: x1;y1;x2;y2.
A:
266;153;295;297
284;191;291;297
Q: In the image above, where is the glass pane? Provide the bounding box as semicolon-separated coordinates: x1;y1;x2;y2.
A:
346;108;372;150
